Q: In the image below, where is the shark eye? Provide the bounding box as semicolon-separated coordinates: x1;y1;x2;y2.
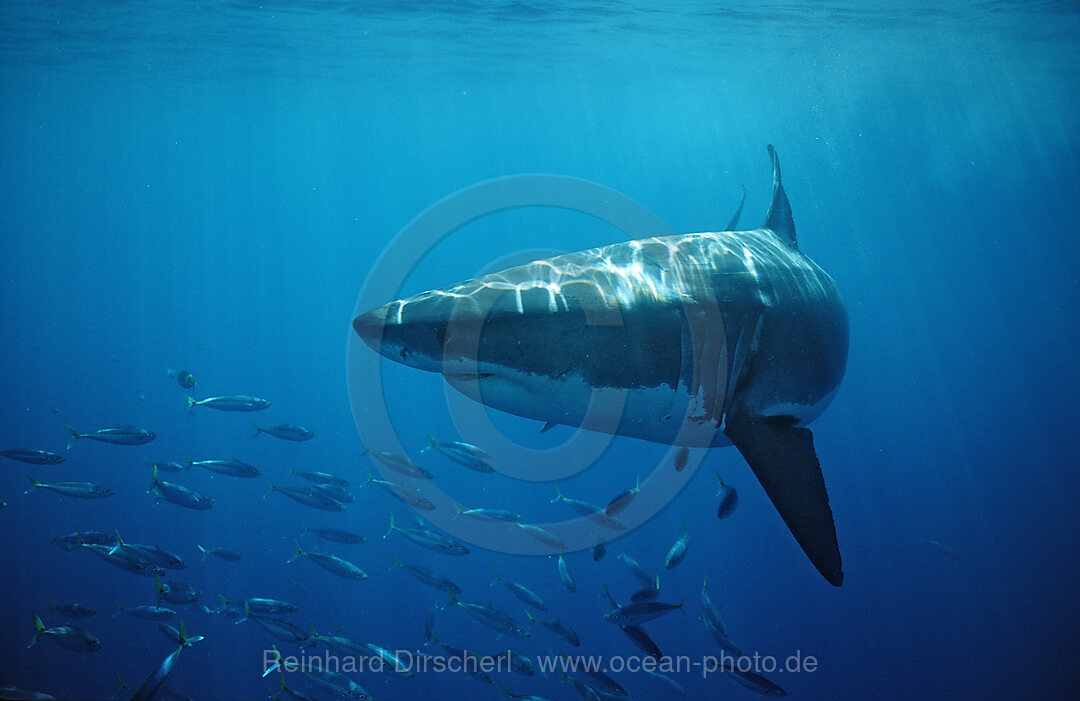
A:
435;327;447;344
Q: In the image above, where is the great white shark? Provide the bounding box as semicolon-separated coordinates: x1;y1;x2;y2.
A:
353;146;848;586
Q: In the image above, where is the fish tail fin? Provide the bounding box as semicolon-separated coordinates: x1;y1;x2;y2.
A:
114;601;125;612
250;417;261;437
26;475;39;490
243;600;251;621
286;541;304;564
65;424;80;449
177;619;188;649
359;436;370;456
186;396;197;413
264;478;276;499
524;609;536;623
262;645;284;677
155;575;165;602
426;433;437;451
383;514;395;539
197;544;208;560
28;613;45;648
217;593;228;606
45;598;54;610
490;569;501;586
549;488;563;504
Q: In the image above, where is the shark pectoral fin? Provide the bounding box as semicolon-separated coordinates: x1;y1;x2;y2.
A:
723;414;843;586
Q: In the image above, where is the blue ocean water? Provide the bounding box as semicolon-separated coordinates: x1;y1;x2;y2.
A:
2;1;1078;699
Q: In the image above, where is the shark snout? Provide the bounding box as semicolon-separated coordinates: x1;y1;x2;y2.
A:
352;305;389;352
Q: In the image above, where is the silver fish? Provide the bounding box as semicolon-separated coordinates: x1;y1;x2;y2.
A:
310;482;353;504
27;614;101;653
156;577;201;605
189;458;260;478
289;468;349;487
515;523;568;551
251;420;315;441
26;476;114;499
150;467;213;510
366;475;436;510
218;595;297;615
288;541;368;579
491;571;548;610
130;621;200;701
361;439;434;479
525;611;579;646
617;548;655;587
186;394;270;411
715;472;739;519
197;545;241;561
557;554;576;593
604;476;640;517
551;490;627;530
303;525;365;545
240;603;314;647
266;480;345;511
603;600;683;626
664;519;690;569
45;600;96;619
1;449;64;465
148;459;185;473
455;506;522;522
117;603;177;621
449;593;530;638
65;424;155;447
424;434;495;472
393;555;462;594
385;515;468;555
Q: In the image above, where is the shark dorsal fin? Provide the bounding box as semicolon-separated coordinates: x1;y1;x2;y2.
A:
763;144;797;249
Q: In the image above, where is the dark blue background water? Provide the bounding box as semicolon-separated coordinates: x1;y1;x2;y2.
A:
2;2;1078;699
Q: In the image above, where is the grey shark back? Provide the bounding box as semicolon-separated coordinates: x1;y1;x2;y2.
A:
353;146;847;586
